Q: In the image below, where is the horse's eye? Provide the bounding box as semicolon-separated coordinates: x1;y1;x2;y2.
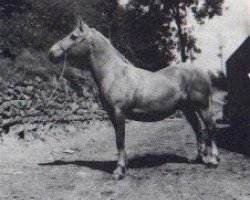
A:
70;34;78;40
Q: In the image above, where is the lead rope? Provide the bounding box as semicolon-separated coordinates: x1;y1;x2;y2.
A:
47;52;67;104
19;52;68;141
45;53;67;200
45;52;67;156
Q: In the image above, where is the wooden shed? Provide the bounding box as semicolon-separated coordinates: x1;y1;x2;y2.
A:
226;36;250;125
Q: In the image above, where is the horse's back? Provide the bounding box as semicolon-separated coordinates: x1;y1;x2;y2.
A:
158;63;209;80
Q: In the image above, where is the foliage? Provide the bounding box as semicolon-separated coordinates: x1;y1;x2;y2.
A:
103;0;224;70
0;0;104;53
0;0;224;70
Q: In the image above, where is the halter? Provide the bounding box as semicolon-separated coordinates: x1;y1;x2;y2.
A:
49;28;91;102
59;29;91;52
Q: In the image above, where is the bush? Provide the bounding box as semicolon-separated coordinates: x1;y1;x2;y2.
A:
0;0;104;53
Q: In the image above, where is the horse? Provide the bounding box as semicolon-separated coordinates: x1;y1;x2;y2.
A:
49;17;219;180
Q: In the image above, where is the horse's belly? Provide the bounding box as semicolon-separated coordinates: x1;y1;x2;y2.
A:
126;105;178;122
124;78;186;122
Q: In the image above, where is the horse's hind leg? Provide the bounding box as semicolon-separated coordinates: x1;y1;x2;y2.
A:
183;109;208;163
109;108;127;180
197;108;219;166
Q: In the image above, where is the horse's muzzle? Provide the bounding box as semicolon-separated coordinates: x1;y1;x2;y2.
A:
48;49;63;63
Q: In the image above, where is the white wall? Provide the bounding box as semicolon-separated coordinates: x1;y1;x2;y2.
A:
191;0;249;74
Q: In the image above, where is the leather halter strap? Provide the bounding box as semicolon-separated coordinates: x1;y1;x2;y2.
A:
59;29;91;51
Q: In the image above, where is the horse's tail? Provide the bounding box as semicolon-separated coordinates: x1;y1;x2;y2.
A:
207;69;226;89
208;87;213;110
207;70;217;87
202;69;214;110
207;73;215;115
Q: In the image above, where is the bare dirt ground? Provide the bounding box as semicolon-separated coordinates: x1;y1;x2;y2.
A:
1;90;250;200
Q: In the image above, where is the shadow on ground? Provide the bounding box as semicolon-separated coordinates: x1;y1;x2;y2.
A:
39;153;195;174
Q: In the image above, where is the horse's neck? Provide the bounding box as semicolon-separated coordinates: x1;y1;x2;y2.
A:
89;34;127;84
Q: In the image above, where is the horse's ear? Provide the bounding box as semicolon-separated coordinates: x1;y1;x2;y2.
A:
76;16;84;31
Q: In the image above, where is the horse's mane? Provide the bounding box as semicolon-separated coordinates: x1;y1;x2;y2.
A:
90;28;132;65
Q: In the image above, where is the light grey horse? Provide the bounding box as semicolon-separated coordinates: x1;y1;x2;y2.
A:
49;17;219;180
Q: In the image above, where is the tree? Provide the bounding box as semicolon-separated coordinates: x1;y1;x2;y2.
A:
0;0;224;70
103;0;224;70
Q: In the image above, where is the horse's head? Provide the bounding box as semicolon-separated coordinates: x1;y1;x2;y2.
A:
49;16;91;63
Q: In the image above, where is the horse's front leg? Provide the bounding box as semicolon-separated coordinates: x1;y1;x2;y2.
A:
110;108;127;180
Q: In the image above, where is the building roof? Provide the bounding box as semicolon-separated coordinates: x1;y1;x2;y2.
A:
226;36;250;69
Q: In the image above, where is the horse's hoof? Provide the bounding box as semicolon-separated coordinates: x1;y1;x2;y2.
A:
207;156;219;168
113;166;126;180
196;154;218;167
112;172;125;180
195;154;204;163
206;162;219;168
